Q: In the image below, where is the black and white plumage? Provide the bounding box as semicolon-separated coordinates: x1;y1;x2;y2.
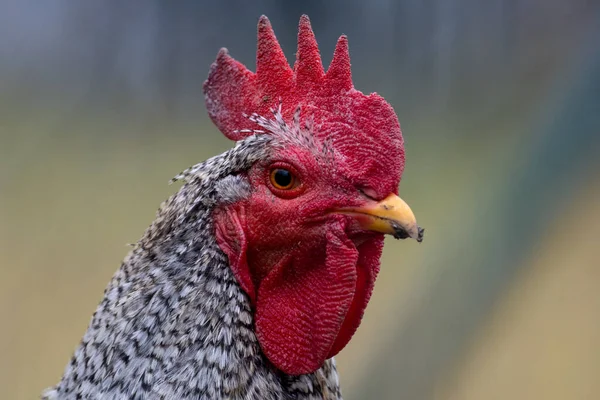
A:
43;134;343;400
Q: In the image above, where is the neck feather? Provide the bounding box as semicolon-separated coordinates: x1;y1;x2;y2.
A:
48;136;342;399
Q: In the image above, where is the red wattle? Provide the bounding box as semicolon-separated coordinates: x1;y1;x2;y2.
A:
327;237;383;357
255;227;358;375
216;206;384;375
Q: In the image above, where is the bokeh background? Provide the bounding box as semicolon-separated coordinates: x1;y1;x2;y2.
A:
1;1;599;399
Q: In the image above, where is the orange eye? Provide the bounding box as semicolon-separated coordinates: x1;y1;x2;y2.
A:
270;168;296;190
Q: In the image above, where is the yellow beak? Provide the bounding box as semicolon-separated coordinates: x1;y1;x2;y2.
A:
339;194;424;242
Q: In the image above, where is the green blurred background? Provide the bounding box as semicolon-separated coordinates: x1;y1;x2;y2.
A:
1;1;599;399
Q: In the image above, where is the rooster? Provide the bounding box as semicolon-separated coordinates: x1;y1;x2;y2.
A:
43;15;423;400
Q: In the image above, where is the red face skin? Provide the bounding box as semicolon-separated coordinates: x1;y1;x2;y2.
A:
214;142;400;375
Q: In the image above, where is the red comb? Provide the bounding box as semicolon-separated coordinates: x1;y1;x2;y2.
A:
203;14;403;169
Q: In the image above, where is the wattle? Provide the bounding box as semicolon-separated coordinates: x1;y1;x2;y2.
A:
254;228;383;375
327;236;383;358
215;208;384;375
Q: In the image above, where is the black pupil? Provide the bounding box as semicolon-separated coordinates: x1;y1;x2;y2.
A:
274;169;292;187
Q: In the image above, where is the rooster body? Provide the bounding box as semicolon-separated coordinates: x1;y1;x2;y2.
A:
44;137;341;400
44;15;422;400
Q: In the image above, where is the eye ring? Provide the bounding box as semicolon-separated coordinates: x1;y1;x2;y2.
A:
269;168;296;190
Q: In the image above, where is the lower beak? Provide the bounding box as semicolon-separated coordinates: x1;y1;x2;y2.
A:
338;194;424;242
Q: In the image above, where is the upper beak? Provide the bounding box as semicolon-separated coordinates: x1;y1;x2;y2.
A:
338;194;424;242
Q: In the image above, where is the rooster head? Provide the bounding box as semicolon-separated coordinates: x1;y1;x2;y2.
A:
204;15;423;375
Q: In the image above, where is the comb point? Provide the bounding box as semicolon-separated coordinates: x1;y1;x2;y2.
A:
295;14;324;87
256;15;292;85
325;35;353;90
256;15;293;96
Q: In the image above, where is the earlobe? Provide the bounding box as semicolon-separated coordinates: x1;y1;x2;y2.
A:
214;206;256;304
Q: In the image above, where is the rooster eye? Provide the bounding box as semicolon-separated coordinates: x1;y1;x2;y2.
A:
270;168;295;190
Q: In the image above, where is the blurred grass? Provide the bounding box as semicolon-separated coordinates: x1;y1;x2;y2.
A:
437;179;600;400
